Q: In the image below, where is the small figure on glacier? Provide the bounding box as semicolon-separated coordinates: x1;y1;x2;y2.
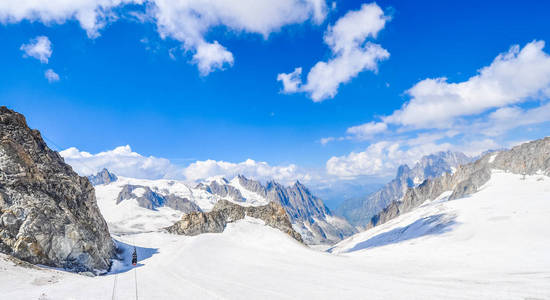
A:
132;248;138;266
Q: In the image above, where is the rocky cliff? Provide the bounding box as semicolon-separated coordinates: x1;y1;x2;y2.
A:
369;137;550;228
336;151;472;228
0;107;114;274
165;200;303;242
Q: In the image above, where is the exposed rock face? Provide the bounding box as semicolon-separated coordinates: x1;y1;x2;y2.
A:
165;200;303;243
87;168;117;186
236;176;356;244
336;151;472;228
196;179;244;202
0;107;114;273
369;137;550;228
116;184;201;213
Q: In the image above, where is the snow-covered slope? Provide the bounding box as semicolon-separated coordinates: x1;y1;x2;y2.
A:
2;170;549;299
330;171;550;287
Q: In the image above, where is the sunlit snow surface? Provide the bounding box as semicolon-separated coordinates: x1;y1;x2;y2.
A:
1;171;550;299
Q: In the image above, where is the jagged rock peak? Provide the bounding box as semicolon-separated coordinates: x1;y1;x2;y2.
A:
0;107;115;274
88;168;118;186
116;184;201;213
165;200;303;243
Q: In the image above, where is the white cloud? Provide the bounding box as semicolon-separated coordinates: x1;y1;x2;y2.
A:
326;141;451;178
475;102;550;137
60;145;313;185
346;121;386;140
60;145;176;180
182;159;311;184
44;69;60;82
148;0;327;75
277;67;302;93
0;0;138;38
320;137;335;145
192;41;234;76
384;40;550;128
20;36;52;63
278;3;390;101
325;138;501;178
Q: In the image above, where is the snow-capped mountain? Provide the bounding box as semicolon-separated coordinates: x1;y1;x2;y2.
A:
335;150;472;228
88;172;356;244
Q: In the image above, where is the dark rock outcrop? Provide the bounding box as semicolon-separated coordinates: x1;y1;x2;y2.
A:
0;107;114;273
116;184;201;213
165;200;303;243
368;137;550;229
87;168;118;186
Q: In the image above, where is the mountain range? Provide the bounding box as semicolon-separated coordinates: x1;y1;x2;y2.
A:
88;171;356;244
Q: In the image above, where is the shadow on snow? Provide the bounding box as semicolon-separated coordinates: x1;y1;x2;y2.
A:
107;238;159;275
343;213;457;253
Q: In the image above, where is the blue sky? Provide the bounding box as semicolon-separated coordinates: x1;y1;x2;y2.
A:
1;0;550;202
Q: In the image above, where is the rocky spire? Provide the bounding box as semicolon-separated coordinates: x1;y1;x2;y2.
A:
88;168;118;186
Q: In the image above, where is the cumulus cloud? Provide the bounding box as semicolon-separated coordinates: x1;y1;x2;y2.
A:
277;67;303;93
60;145;176;180
44;69;60;82
384;40;550;128
326;141;450;178
0;0;138;38
339;40;550;143
192;41;234;76
473;102;550;137
20;36;52;63
346;121;387;140
182;159;312;184
278;3;390;101
60;145;313;185
148;0;327;75
324;40;550;178
325;138;500;179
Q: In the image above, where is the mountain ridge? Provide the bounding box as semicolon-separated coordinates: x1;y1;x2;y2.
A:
336;150;472;228
367;137;550;229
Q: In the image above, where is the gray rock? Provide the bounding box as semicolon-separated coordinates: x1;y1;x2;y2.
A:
369;137;550;229
165;200;303;243
0;107;114;274
116;184;201;213
87;168;117;186
196;179;245;203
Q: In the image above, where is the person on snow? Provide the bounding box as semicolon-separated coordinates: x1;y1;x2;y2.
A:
132;248;137;266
